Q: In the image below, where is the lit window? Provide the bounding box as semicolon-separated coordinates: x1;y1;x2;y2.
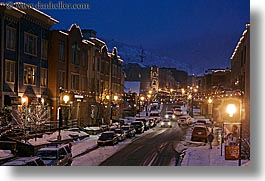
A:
24;64;37;85
41;68;48;87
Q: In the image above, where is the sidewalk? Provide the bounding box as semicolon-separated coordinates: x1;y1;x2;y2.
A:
181;144;251;166
71;135;99;158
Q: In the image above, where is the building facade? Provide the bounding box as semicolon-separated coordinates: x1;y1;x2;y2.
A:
123;63;159;95
0;3;57;114
230;24;250;143
48;26;124;127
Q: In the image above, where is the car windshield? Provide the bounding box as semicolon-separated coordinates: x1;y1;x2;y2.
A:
197;120;206;124
37;150;57;160
150;113;159;117
194;127;207;133
115;130;123;134
100;133;113;138
163;120;170;122
131;122;142;126
121;127;129;130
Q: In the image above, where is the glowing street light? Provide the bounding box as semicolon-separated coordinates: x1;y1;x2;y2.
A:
113;95;118;101
208;97;213;104
21;96;28;105
226;104;236;117
106;95;110;100
181;88;185;94
140;96;145;101
63;95;69;104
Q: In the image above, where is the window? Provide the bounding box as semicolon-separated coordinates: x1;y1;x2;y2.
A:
81;51;87;68
101;60;104;74
6;26;16;50
24;33;37;56
41;68;48;87
105;62;109;75
59;41;65;62
97;59;100;72
58;71;66;88
72;43;80;65
41;39;48;60
5;60;15;83
24;64;37;85
71;74;79;90
92;58;95;71
81;76;87;90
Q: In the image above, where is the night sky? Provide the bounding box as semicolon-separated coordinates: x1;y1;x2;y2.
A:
20;0;249;74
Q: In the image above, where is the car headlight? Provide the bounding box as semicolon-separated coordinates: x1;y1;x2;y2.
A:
161;122;164;125
168;122;171;125
165;115;169;119
172;115;176;119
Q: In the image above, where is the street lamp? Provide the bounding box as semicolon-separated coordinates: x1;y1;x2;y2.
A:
187;94;193;117
110;95;119;122
21;96;28;105
113;95;118;101
138;96;145;117
208;97;213;104
226;104;236;117
224;103;242;166
63;95;70;104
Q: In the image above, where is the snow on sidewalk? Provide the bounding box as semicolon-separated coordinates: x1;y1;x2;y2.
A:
71;135;99;158
181;145;250;166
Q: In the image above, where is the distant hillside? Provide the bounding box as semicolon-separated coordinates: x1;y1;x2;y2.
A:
101;38;191;74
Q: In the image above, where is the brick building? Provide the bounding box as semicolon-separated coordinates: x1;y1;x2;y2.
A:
0;3;57;111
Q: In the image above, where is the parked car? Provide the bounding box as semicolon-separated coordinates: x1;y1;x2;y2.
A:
135;117;150;130
2;156;45;166
149;111;161;123
97;131;118;146
121;125;136;138
177;116;192;126
160;119;172;128
173;108;183;116
196;119;207;125
191;125;208;143
114;129;126;141
130;121;145;134
36;144;73;166
148;118;156;127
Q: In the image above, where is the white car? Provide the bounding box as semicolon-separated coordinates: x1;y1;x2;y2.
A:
164;111;176;120
160;119;172;128
174;108;183;116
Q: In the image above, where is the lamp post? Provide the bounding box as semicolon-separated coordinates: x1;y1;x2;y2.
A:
111;95;118;122
208;97;213;121
225;103;242;166
138;96;145;117
188;94;192;117
58;87;69;141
